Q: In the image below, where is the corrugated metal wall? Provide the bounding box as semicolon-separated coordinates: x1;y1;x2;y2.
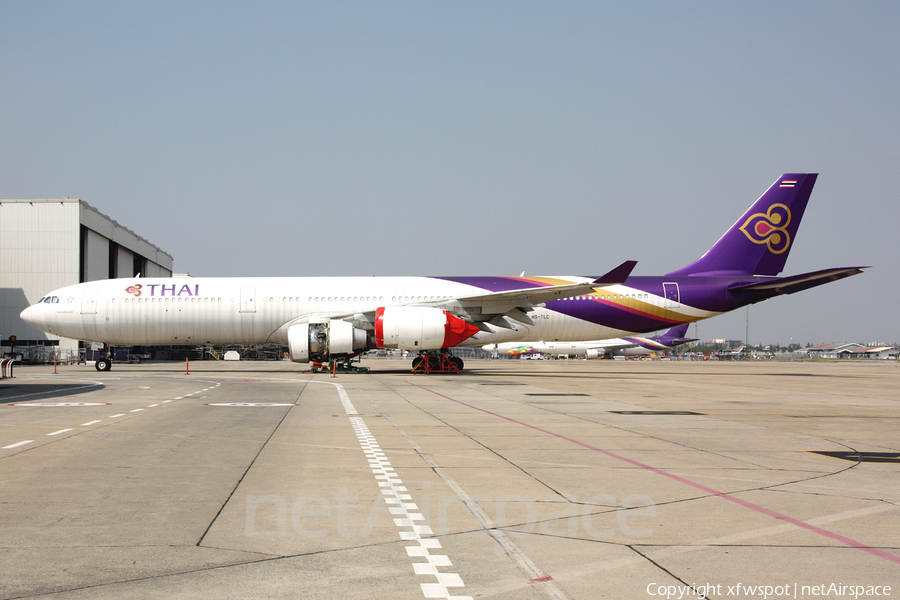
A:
1;199;174;359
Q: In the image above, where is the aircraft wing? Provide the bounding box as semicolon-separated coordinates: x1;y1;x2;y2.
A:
429;260;637;328
435;260;637;307
317;260;638;331
729;266;868;296
582;339;638;352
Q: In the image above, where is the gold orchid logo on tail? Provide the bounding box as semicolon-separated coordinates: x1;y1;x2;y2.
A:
739;203;791;254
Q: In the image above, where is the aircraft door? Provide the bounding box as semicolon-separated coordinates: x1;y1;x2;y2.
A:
663;283;680;308
240;287;256;313
81;288;98;314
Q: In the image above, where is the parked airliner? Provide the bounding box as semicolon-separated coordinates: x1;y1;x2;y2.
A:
485;323;698;358
21;174;866;373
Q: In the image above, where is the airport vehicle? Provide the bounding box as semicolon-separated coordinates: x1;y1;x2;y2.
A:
485;323;698;358
20;173;865;373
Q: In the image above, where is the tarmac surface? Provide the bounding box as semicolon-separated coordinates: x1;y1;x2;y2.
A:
1;358;898;599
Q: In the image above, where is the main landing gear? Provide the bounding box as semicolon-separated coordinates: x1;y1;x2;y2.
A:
411;351;463;374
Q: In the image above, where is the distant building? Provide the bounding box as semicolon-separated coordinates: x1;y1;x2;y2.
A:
848;346;899;360
1;198;173;360
805;343;898;359
706;339;745;351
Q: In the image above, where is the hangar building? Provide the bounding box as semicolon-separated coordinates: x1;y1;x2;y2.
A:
1;198;173;361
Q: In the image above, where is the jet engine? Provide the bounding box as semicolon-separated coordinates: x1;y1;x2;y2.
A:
375;306;480;350
288;319;368;363
585;349;603;359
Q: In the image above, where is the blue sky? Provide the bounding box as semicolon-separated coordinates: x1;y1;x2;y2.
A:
3;2;897;345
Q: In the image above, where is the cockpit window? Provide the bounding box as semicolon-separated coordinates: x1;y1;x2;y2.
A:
51;296;59;303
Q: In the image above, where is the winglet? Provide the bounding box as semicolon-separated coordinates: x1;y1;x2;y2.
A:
592;260;637;286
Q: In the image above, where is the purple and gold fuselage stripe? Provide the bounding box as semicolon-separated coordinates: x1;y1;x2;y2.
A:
623;337;667;350
432;275;573;291
434;276;692;330
548;296;684;330
578;295;686;325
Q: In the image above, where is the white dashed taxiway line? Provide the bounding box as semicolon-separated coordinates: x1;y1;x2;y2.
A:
3;380;222;451
3;440;34;449
329;381;472;600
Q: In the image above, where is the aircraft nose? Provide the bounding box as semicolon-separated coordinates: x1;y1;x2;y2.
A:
20;304;43;329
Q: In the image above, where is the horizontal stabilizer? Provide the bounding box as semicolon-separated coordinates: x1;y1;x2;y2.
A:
592;260;637;286
729;267;868;296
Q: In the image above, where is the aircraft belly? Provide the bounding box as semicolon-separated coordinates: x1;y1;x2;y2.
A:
529;312;621;342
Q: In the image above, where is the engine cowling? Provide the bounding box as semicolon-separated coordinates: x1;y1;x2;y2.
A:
585;349;603;359
375;306;480;350
288;319;368;363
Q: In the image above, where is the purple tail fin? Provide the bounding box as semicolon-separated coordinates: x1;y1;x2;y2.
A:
654;324;696;346
667;174;817;277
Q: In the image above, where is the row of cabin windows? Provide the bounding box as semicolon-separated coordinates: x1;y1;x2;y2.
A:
102;293;652;305
108;297;224;303
301;294;650;303
307;296;449;303
308;296;385;302
564;294;650;301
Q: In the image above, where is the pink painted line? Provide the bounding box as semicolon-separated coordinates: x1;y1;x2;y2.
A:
407;382;900;565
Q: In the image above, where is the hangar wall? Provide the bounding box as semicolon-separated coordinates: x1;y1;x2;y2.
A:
1;198;174;360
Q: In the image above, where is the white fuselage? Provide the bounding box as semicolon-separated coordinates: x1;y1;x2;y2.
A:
488;338;669;357
21;276;641;348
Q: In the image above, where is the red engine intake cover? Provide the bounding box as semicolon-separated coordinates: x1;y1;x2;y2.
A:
443;311;481;348
375;307;480;349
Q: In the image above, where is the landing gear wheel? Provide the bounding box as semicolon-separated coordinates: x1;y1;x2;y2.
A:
411;352;463;374
95;358;111;372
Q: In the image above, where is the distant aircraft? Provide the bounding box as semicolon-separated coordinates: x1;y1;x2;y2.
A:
718;345;746;359
21;174;866;373
485;323;698;358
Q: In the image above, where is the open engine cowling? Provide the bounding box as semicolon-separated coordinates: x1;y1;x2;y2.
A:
375;306;480;350
288;319;367;363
